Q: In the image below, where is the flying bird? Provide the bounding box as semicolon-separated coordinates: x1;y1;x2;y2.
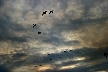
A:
64;51;66;52
48;54;50;55
33;24;36;28
70;50;72;51
49;10;53;14
50;59;52;60
42;11;47;16
104;52;108;58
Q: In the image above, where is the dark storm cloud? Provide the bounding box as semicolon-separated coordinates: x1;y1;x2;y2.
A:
44;61;108;72
0;0;4;6
0;19;27;42
0;52;43;69
0;65;10;72
12;53;27;59
83;47;108;62
43;47;108;72
0;53;27;69
0;47;108;71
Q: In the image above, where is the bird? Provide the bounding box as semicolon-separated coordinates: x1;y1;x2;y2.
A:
104;52;108;58
49;10;53;14
64;51;66;52
33;24;36;28
70;50;72;51
42;11;47;16
38;32;41;34
39;65;42;66
50;59;52;60
48;54;50;55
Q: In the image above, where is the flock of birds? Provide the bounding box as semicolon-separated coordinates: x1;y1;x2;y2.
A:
32;10;108;68
42;10;53;16
34;50;107;67
34;50;73;67
32;10;69;67
32;10;54;34
33;23;41;34
22;10;108;71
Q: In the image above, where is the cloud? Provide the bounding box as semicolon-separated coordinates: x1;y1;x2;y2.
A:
0;0;4;7
0;65;10;72
76;18;108;48
0;0;108;72
0;47;107;72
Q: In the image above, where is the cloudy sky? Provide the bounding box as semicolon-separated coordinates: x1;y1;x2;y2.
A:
0;0;108;72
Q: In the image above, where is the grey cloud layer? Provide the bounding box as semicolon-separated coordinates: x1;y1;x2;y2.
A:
0;0;108;72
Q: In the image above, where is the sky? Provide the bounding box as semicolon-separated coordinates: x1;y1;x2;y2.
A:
0;0;108;72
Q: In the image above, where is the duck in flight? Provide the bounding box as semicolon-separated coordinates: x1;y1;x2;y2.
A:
42;11;47;16
49;10;53;14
